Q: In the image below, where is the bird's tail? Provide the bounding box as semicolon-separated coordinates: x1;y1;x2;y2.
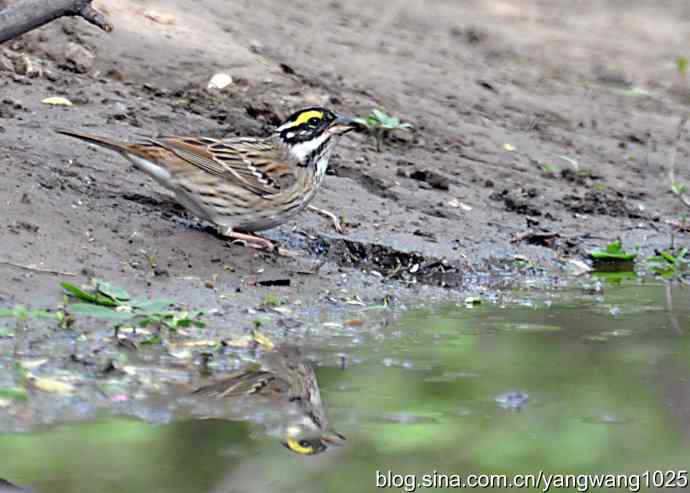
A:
54;128;131;153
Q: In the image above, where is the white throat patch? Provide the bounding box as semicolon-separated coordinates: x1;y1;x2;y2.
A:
288;132;333;164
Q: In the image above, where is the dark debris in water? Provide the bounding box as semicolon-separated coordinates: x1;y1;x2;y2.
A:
495;391;529;411
321;237;465;287
0;479;29;492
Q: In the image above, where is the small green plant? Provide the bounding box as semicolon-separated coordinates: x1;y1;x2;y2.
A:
0;387;28;402
646;248;689;280
589;240;637;262
0;306;58;320
541;163;559;177
354;109;413;152
589;240;637;273
61;279;205;335
0;305;65;334
137;310;205;332
262;292;280;307
671;180;687;196
677;57;688;78
61;279;130;307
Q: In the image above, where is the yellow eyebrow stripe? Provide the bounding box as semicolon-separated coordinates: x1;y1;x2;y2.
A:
293;110;324;126
285;438;314;455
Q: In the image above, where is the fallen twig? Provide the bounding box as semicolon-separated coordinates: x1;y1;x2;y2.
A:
667;114;690;208
0;260;76;277
0;0;112;43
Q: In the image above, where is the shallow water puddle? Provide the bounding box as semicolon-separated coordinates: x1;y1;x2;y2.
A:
1;281;689;492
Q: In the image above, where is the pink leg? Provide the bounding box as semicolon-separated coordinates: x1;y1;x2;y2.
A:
220;228;293;256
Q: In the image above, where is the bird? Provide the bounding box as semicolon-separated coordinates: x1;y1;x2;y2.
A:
55;107;362;255
193;345;345;455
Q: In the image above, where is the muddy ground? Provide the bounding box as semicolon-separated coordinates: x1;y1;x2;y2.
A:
2;0;690;321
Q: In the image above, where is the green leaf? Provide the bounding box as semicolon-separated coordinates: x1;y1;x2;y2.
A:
61;281;120;307
0;388;28;402
29;309;58;319
372;109;389;123
678;57;688;77
140;335;162;346
12;306;29;320
130;299;174;312
661;251;677;264
605;240;622;254
95;279;130;301
0;308;13;318
0;327;13;338
645;249;687;278
70;303;133;320
61;282;94;300
61;282;99;303
353;117;370;129
672;180;687;195
379;115;399;128
590;240;636;261
590;251;637;261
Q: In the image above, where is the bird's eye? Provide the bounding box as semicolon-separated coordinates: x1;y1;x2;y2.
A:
308;117;320;127
299;440;311;448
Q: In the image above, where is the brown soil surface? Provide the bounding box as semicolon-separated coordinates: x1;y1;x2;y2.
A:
2;0;690;314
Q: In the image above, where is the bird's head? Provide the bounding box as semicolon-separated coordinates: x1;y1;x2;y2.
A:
275;107;362;166
281;429;346;455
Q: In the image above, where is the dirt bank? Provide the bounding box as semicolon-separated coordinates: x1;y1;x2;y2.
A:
2;0;689;317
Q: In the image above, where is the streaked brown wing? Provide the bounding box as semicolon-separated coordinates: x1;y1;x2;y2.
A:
149;136;291;196
193;366;291;400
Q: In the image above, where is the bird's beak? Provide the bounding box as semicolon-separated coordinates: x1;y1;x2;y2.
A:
321;431;347;445
330;113;365;134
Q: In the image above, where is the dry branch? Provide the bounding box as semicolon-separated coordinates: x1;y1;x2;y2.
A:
0;260;76;276
0;0;111;43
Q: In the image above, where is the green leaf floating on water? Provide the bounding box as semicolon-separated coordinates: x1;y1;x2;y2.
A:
589;240;637;261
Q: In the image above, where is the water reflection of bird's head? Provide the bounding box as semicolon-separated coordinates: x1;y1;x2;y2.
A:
193;344;345;455
0;479;30;492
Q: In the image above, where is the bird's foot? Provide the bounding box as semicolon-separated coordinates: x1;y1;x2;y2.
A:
220;228;295;257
